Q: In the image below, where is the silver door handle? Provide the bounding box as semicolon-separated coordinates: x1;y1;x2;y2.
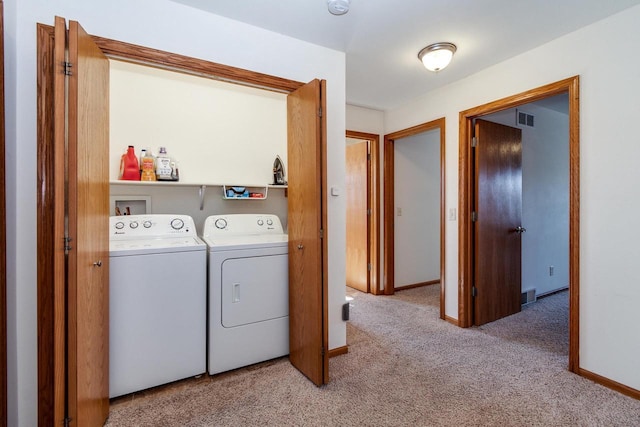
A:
515;226;526;233
297;244;304;250
93;260;103;267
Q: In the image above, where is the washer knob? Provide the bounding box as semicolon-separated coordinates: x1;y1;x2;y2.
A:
171;218;185;230
143;220;152;228
266;218;273;226
215;218;227;229
129;221;139;229
115;221;125;230
257;219;264;226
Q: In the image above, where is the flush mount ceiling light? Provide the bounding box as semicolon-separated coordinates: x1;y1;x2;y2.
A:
328;0;350;15
418;42;457;72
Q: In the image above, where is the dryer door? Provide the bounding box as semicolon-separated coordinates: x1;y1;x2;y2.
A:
221;254;289;327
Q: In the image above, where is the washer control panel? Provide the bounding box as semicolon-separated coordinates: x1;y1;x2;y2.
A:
203;214;284;238
110;214;196;239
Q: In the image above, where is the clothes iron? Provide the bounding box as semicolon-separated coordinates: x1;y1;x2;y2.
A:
272;155;287;185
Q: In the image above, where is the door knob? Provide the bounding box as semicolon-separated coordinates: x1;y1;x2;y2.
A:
297;244;304;250
515;226;526;233
93;260;103;267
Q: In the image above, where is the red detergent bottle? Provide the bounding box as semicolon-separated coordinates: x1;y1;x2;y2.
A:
119;145;140;180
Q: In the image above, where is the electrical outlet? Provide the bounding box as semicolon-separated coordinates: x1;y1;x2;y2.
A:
549;266;554;276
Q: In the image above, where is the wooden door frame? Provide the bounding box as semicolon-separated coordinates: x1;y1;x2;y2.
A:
458;76;580;373
0;1;7;425
37;24;332;422
346;130;380;295
383;118;446;319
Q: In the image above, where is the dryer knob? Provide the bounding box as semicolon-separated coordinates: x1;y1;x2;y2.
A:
129;221;139;229
115;221;125;230
266;219;273;226
171;218;185;230
215;218;227;230
143;220;152;228
257;219;264;226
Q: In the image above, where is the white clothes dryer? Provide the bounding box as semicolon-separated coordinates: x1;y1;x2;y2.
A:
109;214;206;398
202;214;289;375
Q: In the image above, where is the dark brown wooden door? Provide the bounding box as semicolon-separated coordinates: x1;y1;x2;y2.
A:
346;140;369;293
56;18;111;426
473;119;523;326
287;79;328;386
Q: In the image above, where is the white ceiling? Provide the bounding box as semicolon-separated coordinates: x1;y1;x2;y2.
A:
171;0;640;111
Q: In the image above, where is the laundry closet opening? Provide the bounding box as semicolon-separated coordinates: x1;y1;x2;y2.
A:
37;23;329;424
108;59;290;230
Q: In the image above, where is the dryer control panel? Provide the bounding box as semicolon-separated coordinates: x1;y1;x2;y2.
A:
110;214;197;239
203;214;284;238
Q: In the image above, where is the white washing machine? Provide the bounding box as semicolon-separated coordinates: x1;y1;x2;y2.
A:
202;214;289;375
109;214;206;398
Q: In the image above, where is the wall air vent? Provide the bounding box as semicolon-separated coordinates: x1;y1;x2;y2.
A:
521;288;537;306
516;109;535;128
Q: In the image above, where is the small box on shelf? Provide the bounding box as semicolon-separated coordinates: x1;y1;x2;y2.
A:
222;185;268;200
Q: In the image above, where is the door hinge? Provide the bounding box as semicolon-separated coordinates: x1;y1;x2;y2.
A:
63;61;73;76
367;208;371;216
367;263;371;272
471;136;477;148
64;236;73;252
472;286;477;297
321;347;326;356
471;211;478;222
64;417;72;427
319;229;324;239
318;107;323;118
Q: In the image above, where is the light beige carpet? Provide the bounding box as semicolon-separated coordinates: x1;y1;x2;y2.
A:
106;286;640;426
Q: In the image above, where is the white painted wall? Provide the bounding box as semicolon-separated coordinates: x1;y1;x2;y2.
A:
385;5;640;391
346;104;384;135
110;60;288;185
393;131;440;287
110;184;289;235
484;101;569;297
5;1;345;425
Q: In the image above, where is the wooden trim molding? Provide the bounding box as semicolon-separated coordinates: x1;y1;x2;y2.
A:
38;25;305;95
383;118;446;320
36;23;61;426
383;136;394;296
394;280;440;292
328;346;349;358
578;368;640;400
444;316;459;327
91;35;303;93
457;76;580;375
346;130;380;295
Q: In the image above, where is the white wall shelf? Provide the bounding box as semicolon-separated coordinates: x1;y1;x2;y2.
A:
110;181;288;210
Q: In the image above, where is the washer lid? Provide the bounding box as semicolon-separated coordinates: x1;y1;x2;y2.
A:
110;236;206;256
202;234;288;251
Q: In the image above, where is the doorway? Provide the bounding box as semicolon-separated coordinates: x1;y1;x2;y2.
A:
383;118;445;319
345;130;380;295
458;76;580;372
